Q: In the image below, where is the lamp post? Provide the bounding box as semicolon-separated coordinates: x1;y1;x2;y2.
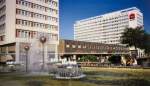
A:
40;36;47;71
24;45;30;73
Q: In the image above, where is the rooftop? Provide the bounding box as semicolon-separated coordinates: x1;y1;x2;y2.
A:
75;7;140;24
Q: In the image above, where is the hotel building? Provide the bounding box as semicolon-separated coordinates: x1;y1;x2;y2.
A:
74;7;143;44
0;0;59;64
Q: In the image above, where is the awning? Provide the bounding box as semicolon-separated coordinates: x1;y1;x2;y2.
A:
0;55;13;62
6;55;13;61
0;56;7;62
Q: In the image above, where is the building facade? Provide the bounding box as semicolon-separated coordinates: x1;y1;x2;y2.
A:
74;7;143;44
0;0;59;64
59;39;129;62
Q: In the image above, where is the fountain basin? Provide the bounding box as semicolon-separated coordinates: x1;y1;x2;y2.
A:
49;64;86;79
55;74;86;79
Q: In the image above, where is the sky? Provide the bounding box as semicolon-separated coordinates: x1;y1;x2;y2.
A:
59;0;150;39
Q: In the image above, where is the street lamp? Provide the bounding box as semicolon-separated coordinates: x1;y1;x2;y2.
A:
24;45;30;73
40;36;47;71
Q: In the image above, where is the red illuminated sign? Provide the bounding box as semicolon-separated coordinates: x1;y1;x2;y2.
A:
129;13;135;20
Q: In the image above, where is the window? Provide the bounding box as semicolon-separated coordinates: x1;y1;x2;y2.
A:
66;45;70;48
78;45;81;48
83;45;86;48
0;15;5;22
0;24;5;34
16;9;20;14
16;19;21;24
16;29;38;39
15;19;58;30
16;0;58;14
72;45;76;48
0;35;4;41
0;6;6;15
16;9;57;21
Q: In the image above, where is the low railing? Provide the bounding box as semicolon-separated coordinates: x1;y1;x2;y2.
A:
77;62;150;69
77;62;111;67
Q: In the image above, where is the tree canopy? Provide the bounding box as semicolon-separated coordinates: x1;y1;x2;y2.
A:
142;33;150;55
121;26;145;49
108;55;121;64
79;55;97;62
121;26;150;54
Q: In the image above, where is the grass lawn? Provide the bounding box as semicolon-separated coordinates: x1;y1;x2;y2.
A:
82;67;150;86
0;73;95;86
0;67;150;86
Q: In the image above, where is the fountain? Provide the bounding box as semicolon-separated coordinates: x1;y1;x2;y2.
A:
22;35;51;75
48;62;86;79
56;65;86;79
19;34;86;78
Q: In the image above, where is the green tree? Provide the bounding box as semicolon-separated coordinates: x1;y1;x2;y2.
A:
79;56;86;62
142;33;150;55
79;55;97;62
121;26;150;56
108;55;121;64
121;26;145;49
86;55;97;62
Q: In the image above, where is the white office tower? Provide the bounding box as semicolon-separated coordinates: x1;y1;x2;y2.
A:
0;0;59;66
74;7;143;44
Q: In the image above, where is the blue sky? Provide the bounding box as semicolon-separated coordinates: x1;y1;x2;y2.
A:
59;0;150;39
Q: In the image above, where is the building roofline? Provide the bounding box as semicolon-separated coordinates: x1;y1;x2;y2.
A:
75;7;140;24
60;39;127;47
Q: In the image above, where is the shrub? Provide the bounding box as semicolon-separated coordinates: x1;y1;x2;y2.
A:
108;55;121;64
79;55;97;62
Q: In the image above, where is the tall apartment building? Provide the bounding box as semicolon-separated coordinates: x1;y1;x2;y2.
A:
74;7;143;44
0;0;59;64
